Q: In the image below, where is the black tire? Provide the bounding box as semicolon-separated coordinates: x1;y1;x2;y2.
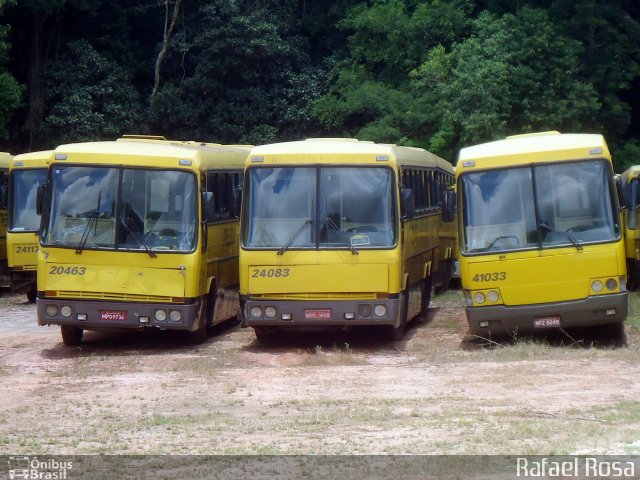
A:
254;326;279;343
26;286;37;303
419;275;432;318
189;295;212;344
385;289;409;341
61;326;83;346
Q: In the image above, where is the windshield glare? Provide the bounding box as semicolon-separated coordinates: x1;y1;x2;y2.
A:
10;168;47;231
243;166;396;249
461;160;618;253
44;166;197;252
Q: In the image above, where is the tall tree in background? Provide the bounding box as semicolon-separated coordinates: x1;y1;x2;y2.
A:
0;0;21;142
152;0;182;98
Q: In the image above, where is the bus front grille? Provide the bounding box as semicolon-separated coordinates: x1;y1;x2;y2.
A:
51;291;174;303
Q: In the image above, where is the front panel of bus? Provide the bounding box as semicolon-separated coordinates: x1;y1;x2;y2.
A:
7;166;47;293
458;158;626;335
240;163;404;327
37;161;204;332
0;166;9;287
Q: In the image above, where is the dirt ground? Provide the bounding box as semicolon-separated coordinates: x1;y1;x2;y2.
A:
1;290;639;457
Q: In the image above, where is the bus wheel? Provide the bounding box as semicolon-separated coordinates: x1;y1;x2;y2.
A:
419;276;432;318
60;326;83;346
26;285;37;303
189;297;211;344
254;326;279;343
385;290;409;341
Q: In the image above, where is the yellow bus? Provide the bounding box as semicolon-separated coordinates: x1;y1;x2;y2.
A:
620;165;640;290
456;132;627;338
0;151;13;290
7;150;52;302
239;138;455;341
36;137;251;345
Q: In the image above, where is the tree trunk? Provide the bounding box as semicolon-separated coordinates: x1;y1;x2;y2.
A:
151;0;182;98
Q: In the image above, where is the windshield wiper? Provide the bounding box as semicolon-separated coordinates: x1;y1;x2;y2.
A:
539;223;583;251
121;217;157;258
325;217;359;255
76;192;101;254
277;219;312;255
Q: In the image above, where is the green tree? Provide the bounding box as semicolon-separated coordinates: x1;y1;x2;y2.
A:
411;8;600;158
40;40;142;144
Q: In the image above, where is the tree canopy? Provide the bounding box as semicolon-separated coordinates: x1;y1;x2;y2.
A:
1;0;639;170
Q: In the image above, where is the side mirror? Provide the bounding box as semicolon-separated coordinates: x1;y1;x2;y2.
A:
232;184;242;218
201;191;216;223
401;188;415;220
442;189;455;222
0;184;7;209
616;176;627;209
36;184;47;216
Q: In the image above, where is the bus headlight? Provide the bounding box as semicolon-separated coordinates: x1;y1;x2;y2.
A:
60;306;72;318
487;291;500;303
45;305;58;317
374;305;387;317
605;278;618;291
473;292;486;304
169;310;182;322
591;280;604;293
155;309;167;322
265;307;277;318
250;307;263;319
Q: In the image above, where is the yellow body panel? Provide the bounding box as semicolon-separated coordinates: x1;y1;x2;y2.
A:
7;233;39;269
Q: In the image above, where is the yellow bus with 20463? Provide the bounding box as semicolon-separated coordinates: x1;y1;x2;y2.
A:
7;150;52;302
0;151;14;290
456;131;627;339
36;136;251;345
239;138;455;341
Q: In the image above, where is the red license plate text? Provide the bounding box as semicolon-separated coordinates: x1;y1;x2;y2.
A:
304;309;331;320
100;310;127;321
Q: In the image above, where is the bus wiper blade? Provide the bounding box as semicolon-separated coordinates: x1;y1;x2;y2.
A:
325;217;359;255
76;191;101;254
277;219;311;255
539;223;583;251
121;218;157;258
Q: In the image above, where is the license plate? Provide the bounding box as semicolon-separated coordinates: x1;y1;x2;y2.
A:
304;309;331;320
100;310;127;321
534;316;561;328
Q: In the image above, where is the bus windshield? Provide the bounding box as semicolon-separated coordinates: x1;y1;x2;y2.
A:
243;166;396;249
44;166;197;252
461;160;618;253
10;168;47;231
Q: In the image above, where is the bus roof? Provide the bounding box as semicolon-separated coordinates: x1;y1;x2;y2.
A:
53;140;252;170
0;151;13;169
248;138;453;171
457;132;610;172
620;165;640;184
11;150;54;169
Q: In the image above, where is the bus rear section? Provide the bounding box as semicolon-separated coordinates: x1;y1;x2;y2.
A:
457;132;627;338
36;138;250;345
7;151;51;302
240;139;453;341
620;165;640;290
0;152;14;290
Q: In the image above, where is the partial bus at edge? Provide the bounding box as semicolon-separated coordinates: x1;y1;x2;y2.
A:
7;150;51;302
456;132;627;339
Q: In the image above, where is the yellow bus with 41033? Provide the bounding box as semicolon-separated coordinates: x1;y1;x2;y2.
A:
456;132;627;340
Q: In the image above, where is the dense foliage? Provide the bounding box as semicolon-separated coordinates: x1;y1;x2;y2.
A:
1;0;639;169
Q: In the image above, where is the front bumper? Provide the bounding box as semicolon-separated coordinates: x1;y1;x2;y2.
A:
37;297;201;332
466;292;628;336
243;297;401;327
